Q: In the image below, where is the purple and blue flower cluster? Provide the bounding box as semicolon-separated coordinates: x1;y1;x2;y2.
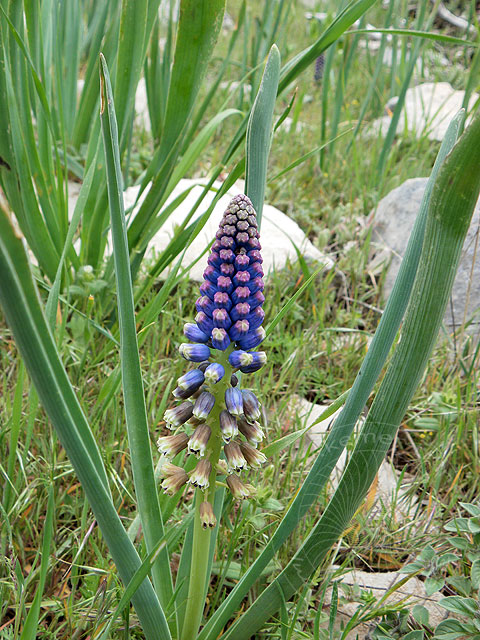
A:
158;195;268;520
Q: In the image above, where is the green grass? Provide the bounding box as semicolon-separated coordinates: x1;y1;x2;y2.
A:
1;0;480;638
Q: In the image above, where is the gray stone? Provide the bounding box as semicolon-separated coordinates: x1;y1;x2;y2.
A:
371;177;480;331
370;82;479;142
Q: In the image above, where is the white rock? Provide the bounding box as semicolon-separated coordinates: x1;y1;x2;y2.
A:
370;82;479;142
123;178;333;280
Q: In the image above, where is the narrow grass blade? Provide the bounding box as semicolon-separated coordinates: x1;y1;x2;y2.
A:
219;109;480;640
19;486;54;640
99;54;174;613
3;361;25;512
0;202;170;640
349;27;479;47
245;44;280;226
197;110;465;640
278;0;378;94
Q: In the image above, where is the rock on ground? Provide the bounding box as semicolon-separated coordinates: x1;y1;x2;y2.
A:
371;177;480;332
370;82;479;142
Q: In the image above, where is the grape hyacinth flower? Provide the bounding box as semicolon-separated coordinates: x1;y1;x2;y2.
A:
157;194;268;508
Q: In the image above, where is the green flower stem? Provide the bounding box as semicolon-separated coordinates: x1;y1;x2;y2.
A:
181;347;234;640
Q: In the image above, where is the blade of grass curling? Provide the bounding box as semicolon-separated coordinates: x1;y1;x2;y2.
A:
99;54;174;614
0;203;170;640
221;108;480;640
245;44;280;227
197;110;464;640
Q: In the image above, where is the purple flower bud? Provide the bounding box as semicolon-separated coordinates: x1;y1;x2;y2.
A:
164;402;194;429
225;387;243;416
230;373;239;387
179;343;211;362
189;459;212;489
231;303;250;321
195;312;214;335
249;291;265;310
184;322;209;343
213;292;232;310
193;391;215;420
247;249;263;263
213;308;232;329
172;386;198;399
228;350;254;368
219;236;235;250
239;351;267;373
234;254;250;270
247;276;264;294
196;295;215;316
220;410;238;443
220;263;235;277
233;270;251;287
229;319;250;342
188;424;211;457
237;327;266;351
236;231;249;245
242;389;261;421
211;327;231;351
177;368;205;393
199;280;217;299
200;501;217;529
248;262;264;278
225;441;247;472
204;363;225;384
204;265;221;284
217;276;233;293
207;251;222;268
219;249;235;263
232;286;250;305
246;307;265;330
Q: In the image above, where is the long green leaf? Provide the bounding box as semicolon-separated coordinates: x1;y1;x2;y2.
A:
278;0;379;94
245;44;280;226
197;110;464;640
0;202;170;640
127;0;226;251
220;109;480;640
99;54;174;615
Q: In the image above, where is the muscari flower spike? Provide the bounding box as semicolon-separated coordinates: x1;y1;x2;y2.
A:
158;195;268;503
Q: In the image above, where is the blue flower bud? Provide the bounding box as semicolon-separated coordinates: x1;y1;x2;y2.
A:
231;302;250;322
211;327;231;351
239;351;267;373
228;350;254;368
196;295;215;316
193;391;215;420
196;311;214;335
232;286;250;305
212;308;232;329
225;387;243;416
213;291;232;310
229;319;250;342
177;368;205;393
237;327;266;351
179;343;211;362
184;322;209;343
204;363;225;384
